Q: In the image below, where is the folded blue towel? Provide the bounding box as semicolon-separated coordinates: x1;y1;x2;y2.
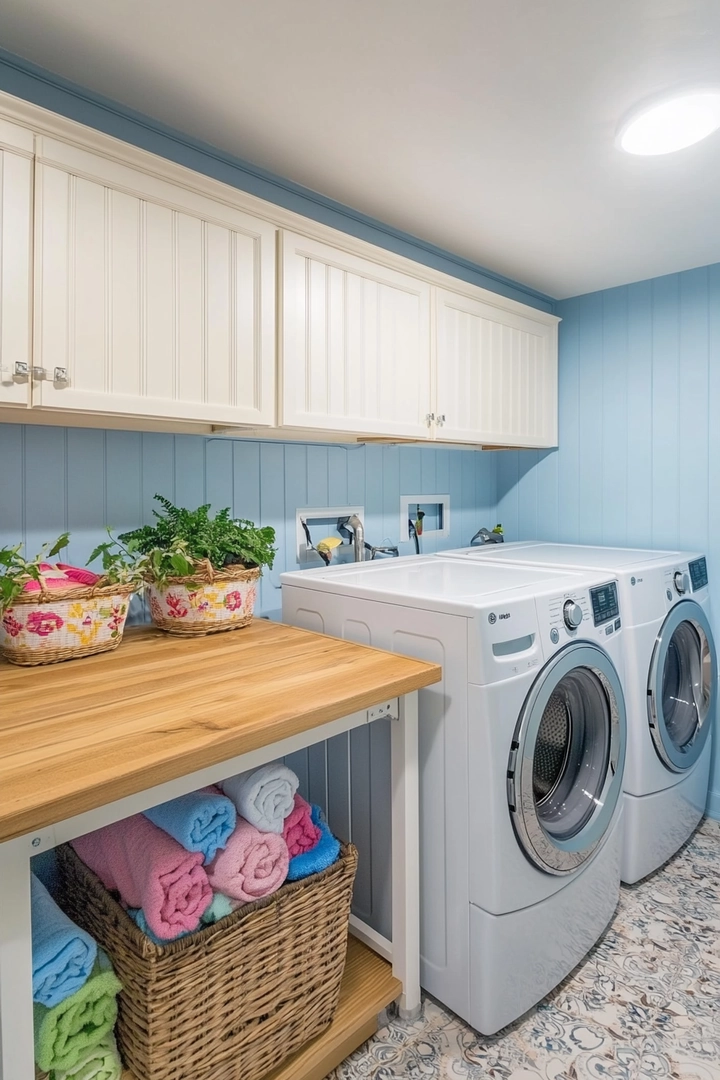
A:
31;873;97;1008
143;788;236;864
286;805;341;881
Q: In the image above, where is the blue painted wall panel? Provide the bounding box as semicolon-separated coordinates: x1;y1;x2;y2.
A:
1;427;496;604
496;261;720;812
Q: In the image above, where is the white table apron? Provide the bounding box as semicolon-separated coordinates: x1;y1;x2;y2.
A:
0;690;420;1080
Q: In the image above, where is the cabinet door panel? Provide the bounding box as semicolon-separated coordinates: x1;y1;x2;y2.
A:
110;190;142;399
33;139;276;426
435;288;558;447
0;124;34;407
282;232;431;437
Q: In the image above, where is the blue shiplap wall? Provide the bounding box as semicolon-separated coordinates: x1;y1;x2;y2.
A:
0;424;497;621
495;262;720;812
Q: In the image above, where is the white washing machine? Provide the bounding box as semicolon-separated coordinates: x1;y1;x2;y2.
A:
281;556;627;1033
439;543;716;883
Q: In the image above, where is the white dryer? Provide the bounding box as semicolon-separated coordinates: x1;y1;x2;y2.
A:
281;556;627;1033
439;543;716;883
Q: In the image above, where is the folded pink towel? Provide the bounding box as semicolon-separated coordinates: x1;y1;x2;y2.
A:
23;564;72;593
206;820;289;903
22;563;102;592
72;815;212;940
282;794;322;858
57;564;102;586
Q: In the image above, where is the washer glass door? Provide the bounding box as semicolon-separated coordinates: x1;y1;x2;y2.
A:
508;642;626;875
648;600;715;772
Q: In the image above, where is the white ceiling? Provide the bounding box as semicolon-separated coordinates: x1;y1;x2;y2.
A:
1;0;720;298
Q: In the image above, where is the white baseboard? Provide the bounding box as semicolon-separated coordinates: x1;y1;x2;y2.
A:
706;789;720;821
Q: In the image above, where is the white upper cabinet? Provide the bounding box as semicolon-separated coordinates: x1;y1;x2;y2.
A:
434;288;558;447
0;120;33;408
281;231;432;438
32;138;276;426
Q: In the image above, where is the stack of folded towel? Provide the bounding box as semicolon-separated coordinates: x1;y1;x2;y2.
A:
221;763;341;882
70;765;343;949
31;874;123;1079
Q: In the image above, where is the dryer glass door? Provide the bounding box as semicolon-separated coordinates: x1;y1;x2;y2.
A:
508;642;626;875
648;600;715;772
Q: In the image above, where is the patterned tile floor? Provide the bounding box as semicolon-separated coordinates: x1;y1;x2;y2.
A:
330;819;720;1079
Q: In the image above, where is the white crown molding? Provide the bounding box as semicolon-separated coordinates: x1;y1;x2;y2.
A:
0;88;558;326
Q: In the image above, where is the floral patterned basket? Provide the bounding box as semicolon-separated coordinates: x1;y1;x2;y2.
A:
1;581;137;667
147;561;261;637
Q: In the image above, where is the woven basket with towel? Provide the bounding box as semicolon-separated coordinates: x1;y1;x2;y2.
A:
55;837;358;1080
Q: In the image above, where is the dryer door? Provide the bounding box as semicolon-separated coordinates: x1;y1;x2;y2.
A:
507;642;626;875
647;600;715;772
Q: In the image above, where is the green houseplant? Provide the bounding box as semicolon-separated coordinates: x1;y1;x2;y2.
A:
0;534;143;667
118;496;276;636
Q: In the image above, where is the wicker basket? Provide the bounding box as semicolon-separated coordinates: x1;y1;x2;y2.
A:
55;839;358;1080
146;561;261;636
0;581;137;666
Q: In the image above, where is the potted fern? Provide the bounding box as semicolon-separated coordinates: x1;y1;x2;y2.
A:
118;496;276;636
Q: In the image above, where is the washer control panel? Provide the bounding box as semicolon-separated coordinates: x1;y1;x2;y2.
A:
548;591;590;637
544;580;622;646
590;581;619;627
563;599;584;630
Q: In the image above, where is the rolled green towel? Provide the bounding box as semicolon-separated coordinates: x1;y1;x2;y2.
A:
201;891;239;925
51;1032;122;1080
34;952;122;1074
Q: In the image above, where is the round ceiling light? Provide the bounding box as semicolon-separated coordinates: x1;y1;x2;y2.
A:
618;91;720;155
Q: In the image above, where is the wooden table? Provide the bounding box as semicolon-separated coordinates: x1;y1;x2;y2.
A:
0;621;440;1080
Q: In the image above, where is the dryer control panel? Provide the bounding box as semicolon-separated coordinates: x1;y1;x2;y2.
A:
590;581;619;626
689;556;708;591
664;563;692;602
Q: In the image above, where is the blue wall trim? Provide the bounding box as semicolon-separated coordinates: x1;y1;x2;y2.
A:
0;47;554;313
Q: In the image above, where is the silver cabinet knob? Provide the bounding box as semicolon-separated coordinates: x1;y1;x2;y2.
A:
13;362;29;380
563;599;583;630
425;412;435;427
436;414;446;427
53;368;69;386
673;571;689;595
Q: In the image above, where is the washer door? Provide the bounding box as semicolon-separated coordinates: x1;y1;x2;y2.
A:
647;600;715;772
507;642;626;876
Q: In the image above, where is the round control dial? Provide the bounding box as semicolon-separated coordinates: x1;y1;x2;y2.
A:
563;599;583;630
673;571;689;595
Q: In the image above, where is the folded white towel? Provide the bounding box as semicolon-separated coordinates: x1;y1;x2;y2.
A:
221;763;299;834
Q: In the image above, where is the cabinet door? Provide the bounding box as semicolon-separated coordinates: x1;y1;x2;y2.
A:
434;288;558;447
281;232;431;438
0;121;33;408
33;138;276;426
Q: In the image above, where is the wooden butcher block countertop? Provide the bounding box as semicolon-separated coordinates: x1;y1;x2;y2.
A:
0;619;441;844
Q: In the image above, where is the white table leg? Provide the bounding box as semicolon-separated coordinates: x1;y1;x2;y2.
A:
391;690;421;1019
0;835;35;1080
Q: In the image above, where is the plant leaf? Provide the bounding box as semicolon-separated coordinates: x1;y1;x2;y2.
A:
47;532;70;558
